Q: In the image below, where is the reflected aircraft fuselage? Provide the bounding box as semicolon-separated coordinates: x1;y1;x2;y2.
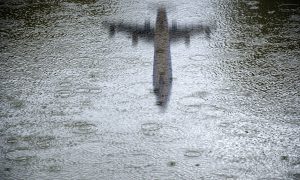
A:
153;7;172;106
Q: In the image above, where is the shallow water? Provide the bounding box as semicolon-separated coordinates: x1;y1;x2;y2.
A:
0;0;299;179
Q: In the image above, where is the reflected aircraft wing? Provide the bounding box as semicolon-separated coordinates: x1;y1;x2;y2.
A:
102;20;211;46
169;21;211;45
102;21;155;45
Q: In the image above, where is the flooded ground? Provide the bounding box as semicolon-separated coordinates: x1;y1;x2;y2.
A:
0;0;299;179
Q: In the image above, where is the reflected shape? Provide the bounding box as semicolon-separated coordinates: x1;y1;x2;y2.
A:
103;7;210;108
153;7;172;107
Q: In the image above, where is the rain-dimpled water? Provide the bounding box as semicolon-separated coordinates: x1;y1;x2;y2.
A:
0;0;299;179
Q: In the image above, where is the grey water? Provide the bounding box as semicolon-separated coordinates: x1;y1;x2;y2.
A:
0;0;299;179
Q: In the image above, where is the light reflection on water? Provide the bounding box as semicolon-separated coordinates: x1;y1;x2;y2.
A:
0;0;299;179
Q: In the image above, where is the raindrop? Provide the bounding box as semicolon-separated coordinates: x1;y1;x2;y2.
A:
6;137;18;144
58;81;72;87
184;150;203;157
66;121;97;134
55;89;73;98
36;136;55;149
177;96;205;113
189;54;208;61
75;88;90;94
14;156;33;162
140;124;184;143
280;156;289;161
167;161;176;167
48;165;62;172
4;167;11;171
6;150;36;165
141;122;161;136
90;88;102;94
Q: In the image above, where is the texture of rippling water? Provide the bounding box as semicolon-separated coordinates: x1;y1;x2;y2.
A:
0;0;299;179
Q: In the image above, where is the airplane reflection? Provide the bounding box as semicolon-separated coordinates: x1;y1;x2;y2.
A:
103;7;211;108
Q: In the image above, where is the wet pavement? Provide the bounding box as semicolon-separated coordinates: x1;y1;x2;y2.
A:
0;0;299;179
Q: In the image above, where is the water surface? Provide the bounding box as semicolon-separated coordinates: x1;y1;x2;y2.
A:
0;0;299;179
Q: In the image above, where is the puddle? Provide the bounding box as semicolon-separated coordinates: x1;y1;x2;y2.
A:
0;0;299;179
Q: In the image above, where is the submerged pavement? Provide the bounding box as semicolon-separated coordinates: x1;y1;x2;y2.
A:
0;0;299;179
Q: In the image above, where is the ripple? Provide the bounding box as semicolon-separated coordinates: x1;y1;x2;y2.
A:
65;121;97;134
245;0;259;6
35;136;55;149
89;88;102;94
289;15;300;22
249;6;259;10
11;99;25;109
218;122;233;128
177;96;206;113
12;155;35;162
184;149;203;158
141;122;161;136
55;89;73;98
177;96;227;115
75;87;90;94
279;4;299;12
101;151;156;170
6;136;19;144
74;87;102;94
6;149;36;164
14;146;31;151
50;110;66;116
47;164;62;172
123;153;156;168
22;135;34;142
189;91;210;99
41;158;63;172
142;61;152;67
58;81;72;88
189;54;208;61
140;123;184;143
218;121;259;137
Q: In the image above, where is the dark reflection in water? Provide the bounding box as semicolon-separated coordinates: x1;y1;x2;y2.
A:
218;0;300;120
104;7;210;108
0;0;60;28
0;0;99;27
